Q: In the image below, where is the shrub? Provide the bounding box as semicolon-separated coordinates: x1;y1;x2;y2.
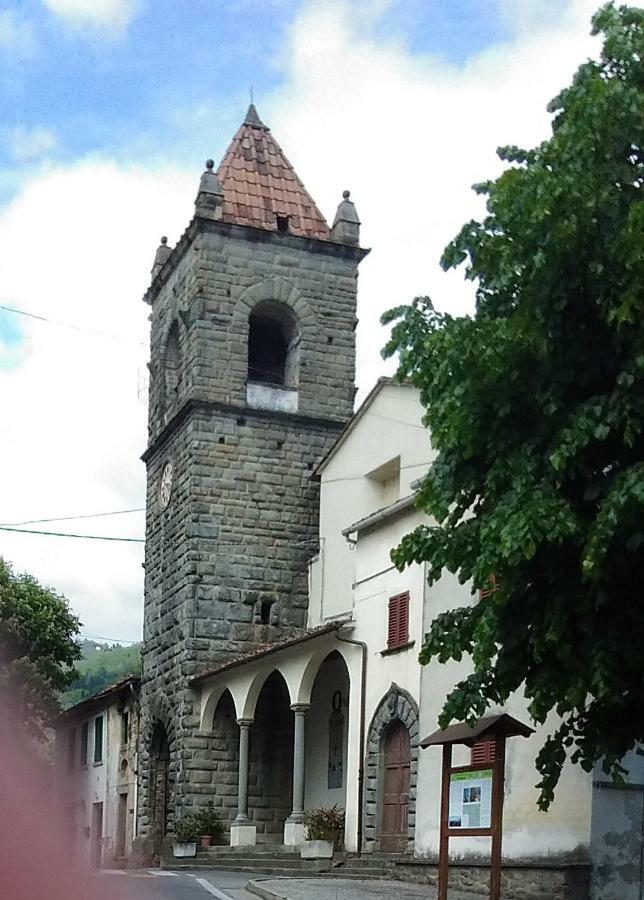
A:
304;805;345;843
173;812;201;844
195;801;225;838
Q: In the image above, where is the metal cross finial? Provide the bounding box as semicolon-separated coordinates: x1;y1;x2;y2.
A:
250;85;254;105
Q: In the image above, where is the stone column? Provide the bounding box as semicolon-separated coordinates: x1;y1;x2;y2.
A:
284;704;309;846
230;718;256;847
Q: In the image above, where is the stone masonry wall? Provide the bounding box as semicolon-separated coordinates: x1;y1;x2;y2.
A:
137;218;363;851
395;860;591;900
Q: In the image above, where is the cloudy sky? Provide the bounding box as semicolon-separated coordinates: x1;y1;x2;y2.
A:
0;0;631;643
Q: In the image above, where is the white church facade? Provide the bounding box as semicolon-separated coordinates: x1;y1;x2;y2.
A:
191;378;610;897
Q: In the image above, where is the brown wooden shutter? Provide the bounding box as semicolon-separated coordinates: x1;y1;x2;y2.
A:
479;574;499;600
388;592;410;649
471;737;496;764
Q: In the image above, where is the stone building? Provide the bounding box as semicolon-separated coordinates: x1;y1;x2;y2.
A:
137;104;368;859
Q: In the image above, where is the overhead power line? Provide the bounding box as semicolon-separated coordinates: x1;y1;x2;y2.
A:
1;507;145;527
79;633;140;645
0;525;144;543
0;303;145;345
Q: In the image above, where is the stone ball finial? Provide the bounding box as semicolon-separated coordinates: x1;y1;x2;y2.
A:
331;189;360;245
206;159;214;170
151;235;173;279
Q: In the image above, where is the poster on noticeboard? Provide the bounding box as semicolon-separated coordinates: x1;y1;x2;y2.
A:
448;768;493;830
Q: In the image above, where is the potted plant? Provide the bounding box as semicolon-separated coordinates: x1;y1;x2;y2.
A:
195;802;225;848
173;812;200;858
301;806;345;859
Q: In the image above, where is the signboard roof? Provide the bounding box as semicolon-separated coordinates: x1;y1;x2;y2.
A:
420;713;534;748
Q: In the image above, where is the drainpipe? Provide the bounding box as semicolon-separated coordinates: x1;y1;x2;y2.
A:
336;628;367;855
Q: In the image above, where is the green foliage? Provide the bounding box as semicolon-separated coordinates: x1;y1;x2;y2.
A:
382;4;644;809
0;558;81;737
173;812;201;844
304;805;345;842
194;802;225;838
61;640;141;709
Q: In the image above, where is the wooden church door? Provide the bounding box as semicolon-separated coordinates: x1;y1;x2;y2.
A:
380;720;410;852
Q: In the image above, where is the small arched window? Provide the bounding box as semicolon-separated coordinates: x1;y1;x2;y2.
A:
163;322;180;404
247;301;299;388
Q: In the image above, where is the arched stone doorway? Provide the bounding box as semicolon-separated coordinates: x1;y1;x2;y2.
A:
381;721;411;852
364;684;419;854
149;723;170;859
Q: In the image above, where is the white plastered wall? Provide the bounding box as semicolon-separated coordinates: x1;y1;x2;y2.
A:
415;570;593;860
309;381;434;626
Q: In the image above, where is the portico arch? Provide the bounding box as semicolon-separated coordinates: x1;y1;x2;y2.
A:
240;665;295;720
250;671;293;842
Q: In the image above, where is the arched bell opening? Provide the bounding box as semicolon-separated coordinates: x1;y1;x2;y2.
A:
247;301;299;388
163;321;181;414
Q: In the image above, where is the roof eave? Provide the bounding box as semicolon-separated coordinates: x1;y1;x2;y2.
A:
190;621;350;686
54;675;141;725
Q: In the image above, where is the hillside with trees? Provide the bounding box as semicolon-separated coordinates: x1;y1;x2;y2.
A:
60;639;141;709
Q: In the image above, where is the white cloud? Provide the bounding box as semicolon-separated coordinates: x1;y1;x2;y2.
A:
268;0;643;393
7;127;58;163
4;0;644;642
0;9;36;58
42;0;140;34
0;160;194;641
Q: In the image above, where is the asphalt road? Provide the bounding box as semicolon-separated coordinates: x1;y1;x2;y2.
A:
95;869;257;900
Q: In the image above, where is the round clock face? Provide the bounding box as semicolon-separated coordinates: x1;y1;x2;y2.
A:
159;461;174;510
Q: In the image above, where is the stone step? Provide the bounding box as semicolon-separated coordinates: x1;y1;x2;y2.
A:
201;846;302;857
342;858;397;869
323;872;389;880
201;857;315;869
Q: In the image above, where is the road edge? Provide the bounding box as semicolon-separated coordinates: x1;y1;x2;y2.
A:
246;879;290;900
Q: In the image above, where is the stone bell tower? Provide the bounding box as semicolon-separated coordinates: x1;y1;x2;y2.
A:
136;104;368;854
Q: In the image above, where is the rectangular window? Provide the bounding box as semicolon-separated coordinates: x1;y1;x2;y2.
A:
93;716;104;764
471;737;496;765
80;721;89;766
387;591;410;650
67;726;76;771
121;711;129;747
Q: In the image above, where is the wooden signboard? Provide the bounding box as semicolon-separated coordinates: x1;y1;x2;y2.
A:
420;714;534;900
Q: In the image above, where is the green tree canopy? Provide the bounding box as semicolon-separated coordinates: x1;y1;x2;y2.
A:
382;2;644;808
0;558;81;737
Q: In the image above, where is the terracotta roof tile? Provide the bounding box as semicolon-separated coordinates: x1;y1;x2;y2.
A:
216;104;330;240
190;621;344;684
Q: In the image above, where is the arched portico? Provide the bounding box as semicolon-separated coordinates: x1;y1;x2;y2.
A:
193;626;360;849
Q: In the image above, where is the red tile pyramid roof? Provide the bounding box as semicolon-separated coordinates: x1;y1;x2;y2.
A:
216;105;331;240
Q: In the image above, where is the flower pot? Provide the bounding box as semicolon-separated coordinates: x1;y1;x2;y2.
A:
173;842;197;858
300;839;334;859
200;835;212;848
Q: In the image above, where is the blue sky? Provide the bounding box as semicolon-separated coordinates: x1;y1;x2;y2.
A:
0;0;608;640
1;1;507;184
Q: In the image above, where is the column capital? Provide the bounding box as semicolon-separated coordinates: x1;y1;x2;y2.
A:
290;703;310;714
237;718;254;727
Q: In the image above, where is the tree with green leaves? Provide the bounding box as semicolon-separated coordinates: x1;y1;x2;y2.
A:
382;2;644;808
0;558;81;737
